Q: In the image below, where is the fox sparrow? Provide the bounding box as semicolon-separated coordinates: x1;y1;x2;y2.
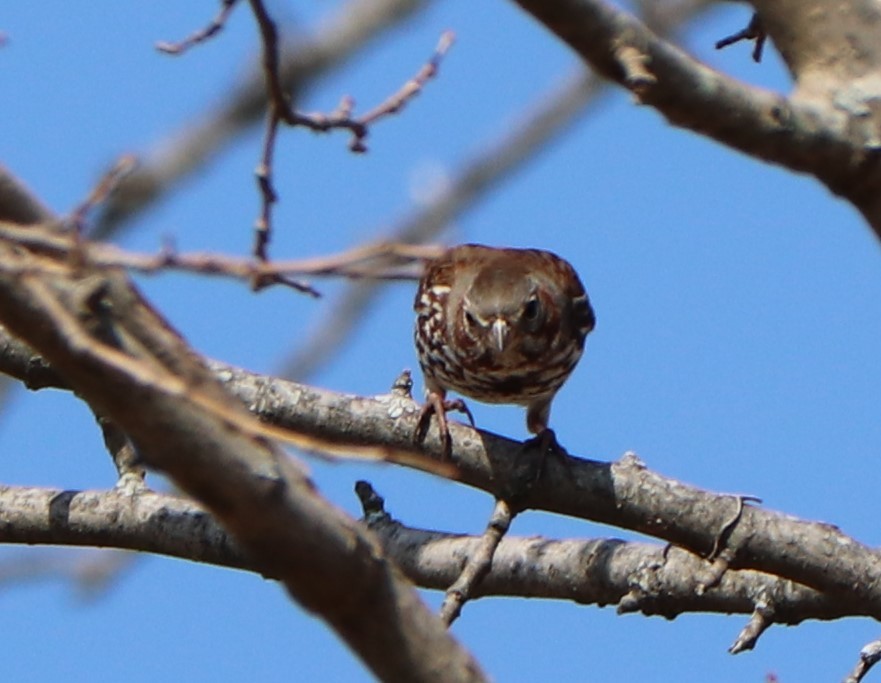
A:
414;243;595;456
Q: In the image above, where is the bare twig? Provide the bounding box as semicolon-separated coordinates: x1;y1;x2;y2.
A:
96;414;147;490
5;327;881;613
699;494;763;593
68;154;137;234
244;1;455;256
844;638;881;683
0;482;872;627
251;6;453;152
280;70;604;380
156;0;241;54
253;110;280;262
0;165;55;225
0;548;139;600
279;0;712;381
357;30;455;132
246;0;287;254
715;12;767;63
729;597;775;653
287;29;453;148
439;498;515;626
0;222;441;292
95;0;430;238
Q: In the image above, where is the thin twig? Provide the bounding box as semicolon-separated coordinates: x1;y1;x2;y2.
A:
356;477;513;626
715;12;766;63
729;597;775;653
254;13;454;151
0;548;139;600
276;0;710;383
95;0;429;239
245;0;454;256
0;223;442;294
844;638;881;683
248;0;290;114
156;0;241;55
95;414;147;491
356;30;455;133
698;494;763;593
439;498;515;626
278;69;604;380
253;110;280;263
68;154;137;234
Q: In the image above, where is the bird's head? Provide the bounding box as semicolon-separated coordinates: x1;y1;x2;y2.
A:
459;266;548;360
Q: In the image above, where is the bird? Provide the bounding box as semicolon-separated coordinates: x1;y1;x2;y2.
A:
413;243;595;457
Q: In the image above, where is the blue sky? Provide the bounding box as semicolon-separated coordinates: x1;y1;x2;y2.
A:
2;2;879;681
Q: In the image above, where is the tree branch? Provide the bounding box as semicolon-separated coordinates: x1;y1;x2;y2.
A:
0;238;484;682
0;165;55;225
845;637;881;683
279;69;605;379
156;0;240;55
749;0;881;96
0;482;875;641
206;365;881;613
280;0;712;381
0;220;439;290
508;0;881;236
359;495;880;625
0;547;138;599
3;322;881;613
0;485;252;570
93;0;431;238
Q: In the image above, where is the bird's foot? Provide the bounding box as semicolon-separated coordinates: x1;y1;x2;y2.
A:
503;429;571;501
525;427;567;476
414;392;475;460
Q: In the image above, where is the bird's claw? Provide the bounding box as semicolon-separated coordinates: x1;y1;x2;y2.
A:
414;393;474;460
522;428;571;481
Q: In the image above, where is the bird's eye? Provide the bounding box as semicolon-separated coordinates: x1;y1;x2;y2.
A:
464;310;477;327
523;297;540;321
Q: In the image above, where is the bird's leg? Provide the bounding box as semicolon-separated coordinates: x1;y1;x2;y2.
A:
521;399;568;476
496;429;562;503
523;427;561;479
414;391;475;460
510;428;575;498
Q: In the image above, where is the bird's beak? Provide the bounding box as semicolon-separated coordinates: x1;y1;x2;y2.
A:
491;318;509;352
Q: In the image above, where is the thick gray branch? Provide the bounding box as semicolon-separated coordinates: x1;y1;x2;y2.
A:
0;485;251;570
0;483;874;629
210;362;881;614
363;508;879;624
2;325;881;615
508;0;881;236
750;0;881;95
0;252;484;683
